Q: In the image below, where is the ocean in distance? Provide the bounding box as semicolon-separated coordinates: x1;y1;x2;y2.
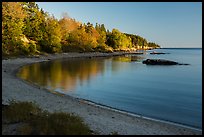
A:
17;48;202;129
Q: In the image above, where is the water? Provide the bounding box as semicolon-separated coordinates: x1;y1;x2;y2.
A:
17;48;202;129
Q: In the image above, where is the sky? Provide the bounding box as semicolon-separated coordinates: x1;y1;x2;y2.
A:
36;2;202;48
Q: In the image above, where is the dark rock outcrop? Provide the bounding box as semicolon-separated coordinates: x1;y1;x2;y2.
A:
150;52;169;54
142;59;189;65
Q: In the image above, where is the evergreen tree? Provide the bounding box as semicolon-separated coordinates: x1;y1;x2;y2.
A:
22;2;45;43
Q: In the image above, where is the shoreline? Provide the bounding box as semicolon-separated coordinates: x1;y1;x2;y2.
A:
2;52;202;135
72;97;202;131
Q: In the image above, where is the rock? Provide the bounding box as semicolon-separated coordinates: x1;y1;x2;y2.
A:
178;63;189;65
142;59;189;65
150;52;169;54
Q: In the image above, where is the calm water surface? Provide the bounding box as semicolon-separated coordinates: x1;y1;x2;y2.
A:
17;48;202;129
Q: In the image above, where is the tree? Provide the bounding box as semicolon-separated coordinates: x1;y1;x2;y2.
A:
2;2;27;55
85;22;94;34
58;13;80;41
22;2;46;44
148;42;160;48
124;33;160;49
64;24;99;52
100;24;106;33
106;29;132;50
40;15;62;53
95;23;100;32
95;23;107;46
2;2;160;56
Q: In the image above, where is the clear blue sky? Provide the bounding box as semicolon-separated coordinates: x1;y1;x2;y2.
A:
36;2;202;48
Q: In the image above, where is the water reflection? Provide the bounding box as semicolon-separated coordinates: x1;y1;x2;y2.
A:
113;55;144;62
17;56;142;92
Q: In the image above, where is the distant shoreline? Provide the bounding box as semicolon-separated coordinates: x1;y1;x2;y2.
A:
161;47;202;49
2;52;202;135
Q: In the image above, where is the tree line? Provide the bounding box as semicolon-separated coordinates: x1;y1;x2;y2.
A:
2;2;160;56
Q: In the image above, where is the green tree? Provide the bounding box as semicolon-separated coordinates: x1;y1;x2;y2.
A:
148;42;160;48
40;15;62;53
95;23;107;46
64;24;98;52
124;33;160;49
100;24;106;33
22;2;45;43
85;22;94;34
2;2;27;55
106;29;132;50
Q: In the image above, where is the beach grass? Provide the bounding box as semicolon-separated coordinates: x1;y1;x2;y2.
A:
2;101;92;135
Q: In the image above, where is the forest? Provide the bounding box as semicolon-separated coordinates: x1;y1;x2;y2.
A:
2;2;160;56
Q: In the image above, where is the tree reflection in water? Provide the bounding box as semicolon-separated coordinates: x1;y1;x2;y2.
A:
17;55;143;93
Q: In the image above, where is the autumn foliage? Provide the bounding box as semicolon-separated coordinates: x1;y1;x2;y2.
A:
2;2;160;56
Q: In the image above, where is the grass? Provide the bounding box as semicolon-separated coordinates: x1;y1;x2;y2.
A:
2;101;93;135
110;131;119;135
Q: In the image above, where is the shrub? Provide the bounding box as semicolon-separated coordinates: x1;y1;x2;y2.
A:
2;101;42;123
2;101;92;135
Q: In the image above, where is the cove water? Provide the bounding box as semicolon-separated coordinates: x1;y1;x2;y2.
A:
17;48;202;129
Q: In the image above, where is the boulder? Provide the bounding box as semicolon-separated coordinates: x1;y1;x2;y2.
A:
142;59;189;65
